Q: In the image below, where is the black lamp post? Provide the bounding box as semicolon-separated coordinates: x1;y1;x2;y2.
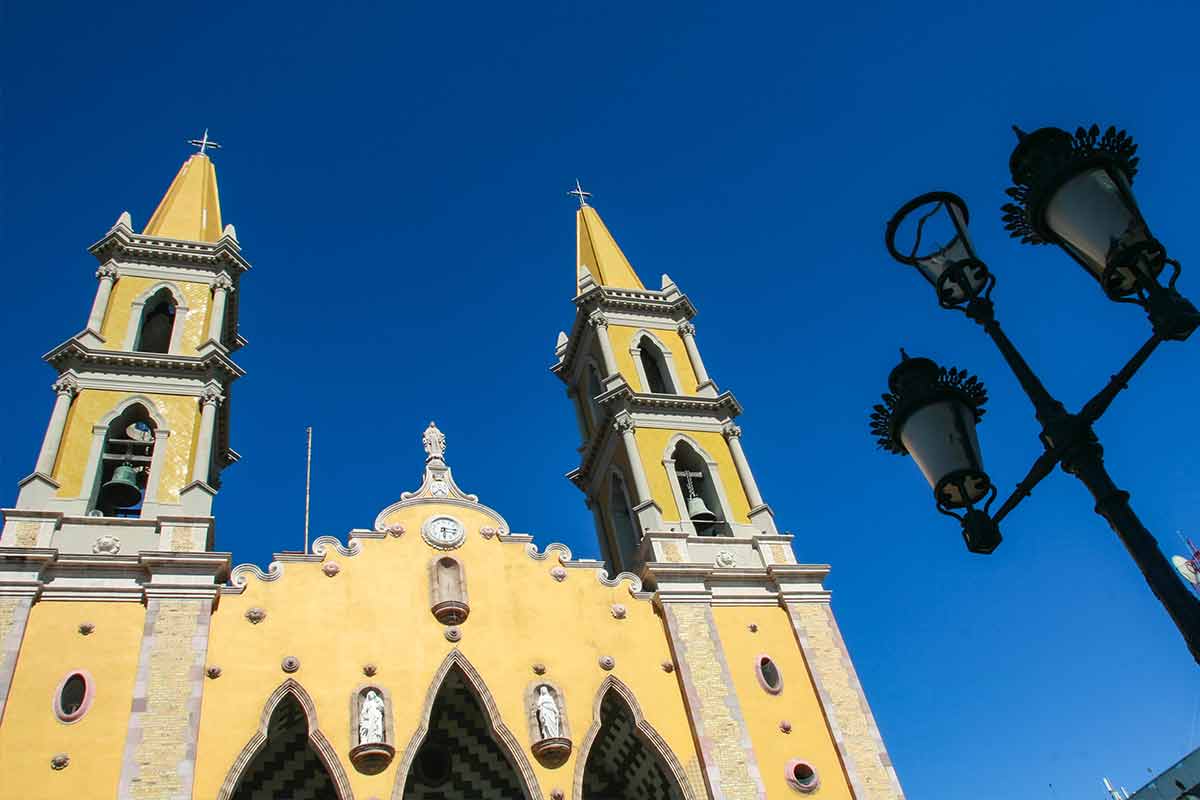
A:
877;124;1200;664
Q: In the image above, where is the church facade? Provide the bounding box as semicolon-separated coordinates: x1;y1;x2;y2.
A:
0;147;906;799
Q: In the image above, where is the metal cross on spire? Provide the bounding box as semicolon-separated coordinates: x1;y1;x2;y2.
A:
187;129;222;156
567;179;591;208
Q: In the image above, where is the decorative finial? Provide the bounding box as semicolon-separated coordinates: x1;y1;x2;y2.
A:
899;347;910;361
1011;125;1027;140
422;421;447;462
187;128;222;156
567;179;591;208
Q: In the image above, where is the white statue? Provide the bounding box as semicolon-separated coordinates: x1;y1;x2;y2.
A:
359;690;385;744
535;686;560;739
423;422;447;461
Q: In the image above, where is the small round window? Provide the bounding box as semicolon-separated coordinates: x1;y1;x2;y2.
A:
54;671;93;723
786;760;820;793
755;655;783;694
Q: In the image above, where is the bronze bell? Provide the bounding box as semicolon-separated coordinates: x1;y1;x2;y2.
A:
99;463;142;510
686;494;717;523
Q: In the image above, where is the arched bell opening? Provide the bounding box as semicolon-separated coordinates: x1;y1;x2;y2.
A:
670;440;730;536
135;287;177;354
608;472;641;573
93;403;156;518
576;681;689;800
636;338;676;394
219;680;352;800
396;665;535;800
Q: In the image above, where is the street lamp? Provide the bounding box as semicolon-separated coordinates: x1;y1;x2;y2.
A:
876;123;1200;663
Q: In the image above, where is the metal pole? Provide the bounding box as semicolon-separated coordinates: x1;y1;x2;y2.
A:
304;426;312;555
1061;438;1200;664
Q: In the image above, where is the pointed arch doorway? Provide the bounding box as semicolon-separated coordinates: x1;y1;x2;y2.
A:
219;679;353;800
394;653;539;800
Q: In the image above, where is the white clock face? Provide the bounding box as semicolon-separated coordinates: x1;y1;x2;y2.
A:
423;515;464;549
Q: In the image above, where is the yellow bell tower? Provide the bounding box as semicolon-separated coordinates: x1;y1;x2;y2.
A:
1;139;247;553
553;198;779;578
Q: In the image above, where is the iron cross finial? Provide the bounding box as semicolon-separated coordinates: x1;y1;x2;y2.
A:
187;129;222;156
567;179;591;208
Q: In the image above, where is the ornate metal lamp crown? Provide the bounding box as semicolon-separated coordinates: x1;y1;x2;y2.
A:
869;352;988;455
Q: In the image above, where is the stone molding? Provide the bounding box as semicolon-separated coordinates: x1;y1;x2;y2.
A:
571;674;701;800
43;335;245;384
390;649;542;800
88;227;251;275
0;595;35;727
0;546;228;603
216;679;353;800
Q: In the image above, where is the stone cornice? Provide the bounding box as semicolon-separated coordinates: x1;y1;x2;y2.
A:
43;336;245;384
0;547;231;603
553;285;696;380
599;384;742;419
646;561;833;606
88;227;250;274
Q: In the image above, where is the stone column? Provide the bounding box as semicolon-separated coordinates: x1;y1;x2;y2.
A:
678;321;716;396
614;413;651;504
87;264;119;334
206;272;233;347
34;376;79;476
722;424;763;508
588;311;619;377
191;385;223;485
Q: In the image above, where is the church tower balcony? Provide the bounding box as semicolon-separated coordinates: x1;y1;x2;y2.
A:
1;138;247;555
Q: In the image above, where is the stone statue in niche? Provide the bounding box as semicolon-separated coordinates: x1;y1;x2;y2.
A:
359;690;385;745
535;686;560;739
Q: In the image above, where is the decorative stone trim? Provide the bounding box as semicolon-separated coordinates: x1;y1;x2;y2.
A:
313;534;363;558
779;721;792;734
281;656;300;674
662;661;675;673
322;562;341;577
390;650;542;800
571;675;699;800
217;679;353;800
244;607;267;624
231;562;283;587
52;670;95;723
78;622;95;636
206;666;222;679
444;627;462;643
550;566;567;582
92;535;121;555
363;663;378;677
598;656;615;671
532;663;546;675
611;604;627;619
715;551;736;568
51;753;70;770
785;760;820;793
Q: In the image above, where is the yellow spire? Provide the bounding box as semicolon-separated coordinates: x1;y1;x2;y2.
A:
143;153;223;243
577;205;645;293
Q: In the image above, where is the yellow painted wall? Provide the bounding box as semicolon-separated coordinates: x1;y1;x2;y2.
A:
0;602;145;799
713;605;855;799
608;325;699;395
53;390;199;504
635;427;751;524
194;501;705;800
97;275;212;355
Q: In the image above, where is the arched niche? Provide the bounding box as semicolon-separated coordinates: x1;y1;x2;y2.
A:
350;683;396;774
218;678;354;800
525;679;572;766
428;555;469;625
392;651;540;800
573;676;695;800
82;396;170;516
630;330;682;395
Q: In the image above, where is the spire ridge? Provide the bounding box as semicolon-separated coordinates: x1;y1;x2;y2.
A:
143;146;223;243
575;203;645;294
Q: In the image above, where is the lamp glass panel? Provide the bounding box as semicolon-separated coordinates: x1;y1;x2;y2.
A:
1045;168;1149;279
899;399;982;491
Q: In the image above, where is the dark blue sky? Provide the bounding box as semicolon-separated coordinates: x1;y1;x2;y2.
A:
4;1;1199;797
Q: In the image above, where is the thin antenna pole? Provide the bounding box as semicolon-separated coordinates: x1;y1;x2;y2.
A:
304;427;313;554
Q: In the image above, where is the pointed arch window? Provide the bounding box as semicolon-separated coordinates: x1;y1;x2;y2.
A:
135;287;177;354
609;472;640;572
580;686;686;800
638;340;675;394
671;440;730;536
94;404;156;517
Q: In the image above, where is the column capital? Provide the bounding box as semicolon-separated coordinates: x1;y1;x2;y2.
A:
587;310;609;329
722;422;742;439
212;271;234;293
676;321;696;336
52;375;80;398
199;384;225;408
612;412;636;434
95;263;120;282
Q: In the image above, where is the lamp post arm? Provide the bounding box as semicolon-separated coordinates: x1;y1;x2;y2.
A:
1077;333;1164;426
964;298;1070;429
1060;438;1200;664
990;448;1060;525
